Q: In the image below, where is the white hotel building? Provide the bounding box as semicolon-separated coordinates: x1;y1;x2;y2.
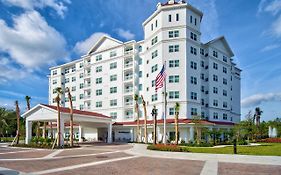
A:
48;0;241;143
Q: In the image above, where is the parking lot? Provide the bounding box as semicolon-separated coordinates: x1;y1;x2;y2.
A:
0;143;280;175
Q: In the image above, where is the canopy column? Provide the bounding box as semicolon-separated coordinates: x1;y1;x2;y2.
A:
107;123;112;143
25;121;32;144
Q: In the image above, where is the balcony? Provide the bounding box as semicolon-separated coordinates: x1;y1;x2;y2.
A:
84;84;91;90
124;62;133;69
125;101;133;106
124;75;133;81
84;95;91;101
124;88;133;94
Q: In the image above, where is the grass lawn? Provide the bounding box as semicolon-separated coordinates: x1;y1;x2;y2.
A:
187;143;281;156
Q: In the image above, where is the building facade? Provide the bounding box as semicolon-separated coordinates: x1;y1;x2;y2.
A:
48;0;241;142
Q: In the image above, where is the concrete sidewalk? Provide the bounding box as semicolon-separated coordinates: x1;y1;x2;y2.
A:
125;144;281;166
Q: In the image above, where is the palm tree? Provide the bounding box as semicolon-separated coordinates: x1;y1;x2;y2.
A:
25;96;31;111
192;115;202;144
134;94;140;142
254;107;263;126
66;87;74;147
15;101;20;144
55;87;63;146
141;95;147;143
174;102;180;145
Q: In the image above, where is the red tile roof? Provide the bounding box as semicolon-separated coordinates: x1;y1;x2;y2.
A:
41;104;111;119
114;119;235;126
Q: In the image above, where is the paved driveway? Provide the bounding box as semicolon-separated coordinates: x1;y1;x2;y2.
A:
0;143;280;175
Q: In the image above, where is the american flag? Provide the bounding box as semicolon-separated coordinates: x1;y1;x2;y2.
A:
155;64;166;92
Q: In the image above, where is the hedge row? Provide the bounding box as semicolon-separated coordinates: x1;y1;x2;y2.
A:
147;144;189;152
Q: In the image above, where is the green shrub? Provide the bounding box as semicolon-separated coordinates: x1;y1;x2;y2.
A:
147;144;189;152
179;142;213;147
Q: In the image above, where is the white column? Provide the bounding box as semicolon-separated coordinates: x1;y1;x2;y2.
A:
189;126;194;142
79;125;83;142
107;123;112;143
60;118;64;146
25;121;32;144
130;128;134;142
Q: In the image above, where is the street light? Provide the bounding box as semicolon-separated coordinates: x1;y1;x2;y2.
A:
151;105;158;145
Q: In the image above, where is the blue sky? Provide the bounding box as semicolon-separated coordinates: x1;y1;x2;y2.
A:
0;0;281;121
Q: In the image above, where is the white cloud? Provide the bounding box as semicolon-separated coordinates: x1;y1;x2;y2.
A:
73;32;108;55
115;28;135;40
271;15;281;37
1;0;71;18
258;0;281;15
261;44;280;52
0;11;68;69
242;93;281;108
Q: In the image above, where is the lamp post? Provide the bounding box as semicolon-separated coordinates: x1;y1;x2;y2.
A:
151;105;158;145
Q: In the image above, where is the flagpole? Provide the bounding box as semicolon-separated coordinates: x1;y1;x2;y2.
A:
163;62;167;145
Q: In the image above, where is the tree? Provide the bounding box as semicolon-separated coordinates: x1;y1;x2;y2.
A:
174;102;180;144
192;115;202;144
25;96;31;111
55;87;63;146
15;101;20;144
134;94;140;142
66;87;74;147
254;107;263;126
141;95;148;143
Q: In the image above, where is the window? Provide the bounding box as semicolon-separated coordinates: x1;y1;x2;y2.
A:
96;101;102;108
79;83;84;89
169;45;179;52
110;87;117;94
168;30;179;38
223;102;228;108
155;20;158;27
151;23;153;31
213;62;218;70
152;50;158;59
96;66;102;73
151;36;158;45
169;60;179;67
191;76;197;85
110;99;117;106
191;61;197;70
201;86;205;92
169;91;179;99
96;54;102;61
110;74;117;81
195;18;197;25
223;67;227;74
151;80;156;87
213;112;218;119
213;75;218;82
139;58;142;65
201;61;204;67
65;78;69;83
110;112;117;119
96;77;102;84
139;84;142;91
169;75;179;83
191;92;197;100
223;56;227;62
176;13;179;21
191;108;197;115
190;15;193;23
71;65;76;72
139;71;142;78
110;62;117;69
168;14;172;22
200;48;204;55
223;78;227;85
65;68;70;74
190;46;197;55
213;100;218;107
52;79;57;85
79;104;84;110
213;51;218;58
52;70;57;76
110;50;117;57
223;90;227;96
213;87;218;94
201;73;204;80
71;86;76;92
72;77;76;82
79;73;84;78
79;63;83;68
190;32;197;41
151;94;158;102
169;108;175;115
79;94;84;99
96;89;102;96
151;64;158;73
223;113;228;120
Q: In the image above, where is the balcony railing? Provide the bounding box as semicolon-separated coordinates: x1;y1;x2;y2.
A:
124;75;133;81
124;88;133;93
125;101;133;106
124;63;133;68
